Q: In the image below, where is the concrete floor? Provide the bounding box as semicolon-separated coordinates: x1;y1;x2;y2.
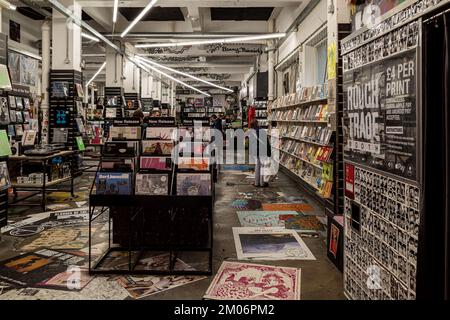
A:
0;167;345;300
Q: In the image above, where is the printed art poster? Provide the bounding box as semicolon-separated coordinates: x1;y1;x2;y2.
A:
327;41;337;80
343;49;417;181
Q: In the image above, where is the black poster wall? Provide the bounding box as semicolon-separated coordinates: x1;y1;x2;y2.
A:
343;49;418;181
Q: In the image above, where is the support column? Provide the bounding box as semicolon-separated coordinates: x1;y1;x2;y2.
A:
41;19;51;144
90;87;95;105
105;42;124;87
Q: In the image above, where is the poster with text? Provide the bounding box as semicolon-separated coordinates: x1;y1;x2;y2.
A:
343;49;417;181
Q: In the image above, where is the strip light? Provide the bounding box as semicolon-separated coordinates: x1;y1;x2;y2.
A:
86;62;106;87
0;0;16;10
121;0;158;38
135;56;233;93
82;32;100;42
113;0;119;23
49;0;208;95
133;57;211;97
135;33;287;49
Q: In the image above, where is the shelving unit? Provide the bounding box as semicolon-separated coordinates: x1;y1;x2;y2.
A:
269;85;336;212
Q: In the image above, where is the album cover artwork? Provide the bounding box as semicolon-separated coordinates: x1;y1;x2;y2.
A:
15;111;23;123
22;111;30;122
176;173;211;196
15;97;23;110
0;97;10;125
135;174;169;195
75;83;84;98
0;161;11;191
140;157;172;171
204;261;301;300
105;108;117;118
232;227;316;261
9;109;16;122
55;109;68;125
142;140;174;156
22;130;37;146
102;141;136;157
14;124;24;136
146;127;176;140
177;157;210;171
8;96;16;109
75;118;85;133
52;82;69;98
7;125;15;136
37;267;92;291
23;98;31;110
95;172;132;195
52;128;68;143
109;126;141;140
329;223;340;258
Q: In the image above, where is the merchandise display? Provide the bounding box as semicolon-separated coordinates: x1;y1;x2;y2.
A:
135;173;169;195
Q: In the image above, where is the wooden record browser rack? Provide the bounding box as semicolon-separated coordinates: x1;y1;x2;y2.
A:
88;123;214;275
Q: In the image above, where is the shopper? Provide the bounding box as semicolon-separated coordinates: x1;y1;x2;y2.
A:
211;114;223;133
249;119;271;188
132;108;145;124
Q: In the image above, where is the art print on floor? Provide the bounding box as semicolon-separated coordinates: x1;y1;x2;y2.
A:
237;211;299;228
284;215;325;233
204;261;301;300
233;227;316;261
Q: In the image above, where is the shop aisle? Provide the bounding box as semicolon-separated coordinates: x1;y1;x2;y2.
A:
0;167;344;300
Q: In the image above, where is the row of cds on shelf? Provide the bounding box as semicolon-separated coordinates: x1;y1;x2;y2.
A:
4;121;38;138
278;139;334;165
271;104;331;122
279;153;333;199
276;125;333;146
95;172;211;196
269;84;328;110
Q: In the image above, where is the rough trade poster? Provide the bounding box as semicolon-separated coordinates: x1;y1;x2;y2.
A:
343;49;417;181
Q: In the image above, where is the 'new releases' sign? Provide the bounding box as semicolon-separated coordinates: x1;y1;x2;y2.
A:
343;49;417;181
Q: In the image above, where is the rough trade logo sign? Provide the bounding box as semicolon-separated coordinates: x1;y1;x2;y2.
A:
343;49;417;181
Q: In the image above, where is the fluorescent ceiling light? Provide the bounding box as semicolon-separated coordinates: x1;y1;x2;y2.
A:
135;33;286;49
0;0;16;10
133;58;210;97
135;56;233;93
82;32;100;42
113;0;119;23
86;62;106;87
121;0;158;38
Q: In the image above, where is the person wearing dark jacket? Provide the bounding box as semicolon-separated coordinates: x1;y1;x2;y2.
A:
249;119;271;187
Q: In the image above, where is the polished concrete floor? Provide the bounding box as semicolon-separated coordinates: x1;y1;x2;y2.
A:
0;167;344;300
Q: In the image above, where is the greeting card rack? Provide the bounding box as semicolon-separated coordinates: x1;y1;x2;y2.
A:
88;132;214;275
49;70;83;149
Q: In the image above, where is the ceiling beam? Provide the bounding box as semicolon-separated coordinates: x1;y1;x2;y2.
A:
72;0;303;8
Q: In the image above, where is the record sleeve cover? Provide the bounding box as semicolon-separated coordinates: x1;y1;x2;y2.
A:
75;83;84;98
109;126;141;140
140;157;172;171
14;124;24;136
8;96;16;109
0;161;11;191
52;82;69;98
135;173;169;195
9;109;16;122
204;261;301;300
7;125;15;137
23;98;31;110
95;172;132;195
15;97;23;110
15;111;23;123
176;173;211;196
177;157;210;171
142;140;174;156
105;108;117;118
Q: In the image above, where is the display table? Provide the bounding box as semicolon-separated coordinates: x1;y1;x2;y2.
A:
8;150;76;210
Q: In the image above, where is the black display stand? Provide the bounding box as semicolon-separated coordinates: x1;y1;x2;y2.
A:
0;157;8;231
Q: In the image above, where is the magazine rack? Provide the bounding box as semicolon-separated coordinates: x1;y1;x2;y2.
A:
88;124;214;275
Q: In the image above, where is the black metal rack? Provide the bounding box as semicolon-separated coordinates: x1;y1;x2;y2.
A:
88;121;214;275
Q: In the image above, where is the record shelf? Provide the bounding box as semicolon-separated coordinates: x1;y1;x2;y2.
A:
88;120;214;275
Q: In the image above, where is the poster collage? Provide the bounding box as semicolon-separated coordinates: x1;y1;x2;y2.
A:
342;4;423;299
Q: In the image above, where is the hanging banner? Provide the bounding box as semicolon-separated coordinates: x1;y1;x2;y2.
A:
343;49;417;181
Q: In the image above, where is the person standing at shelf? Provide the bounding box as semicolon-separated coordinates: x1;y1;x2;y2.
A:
210;114;223;133
249;118;271;188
